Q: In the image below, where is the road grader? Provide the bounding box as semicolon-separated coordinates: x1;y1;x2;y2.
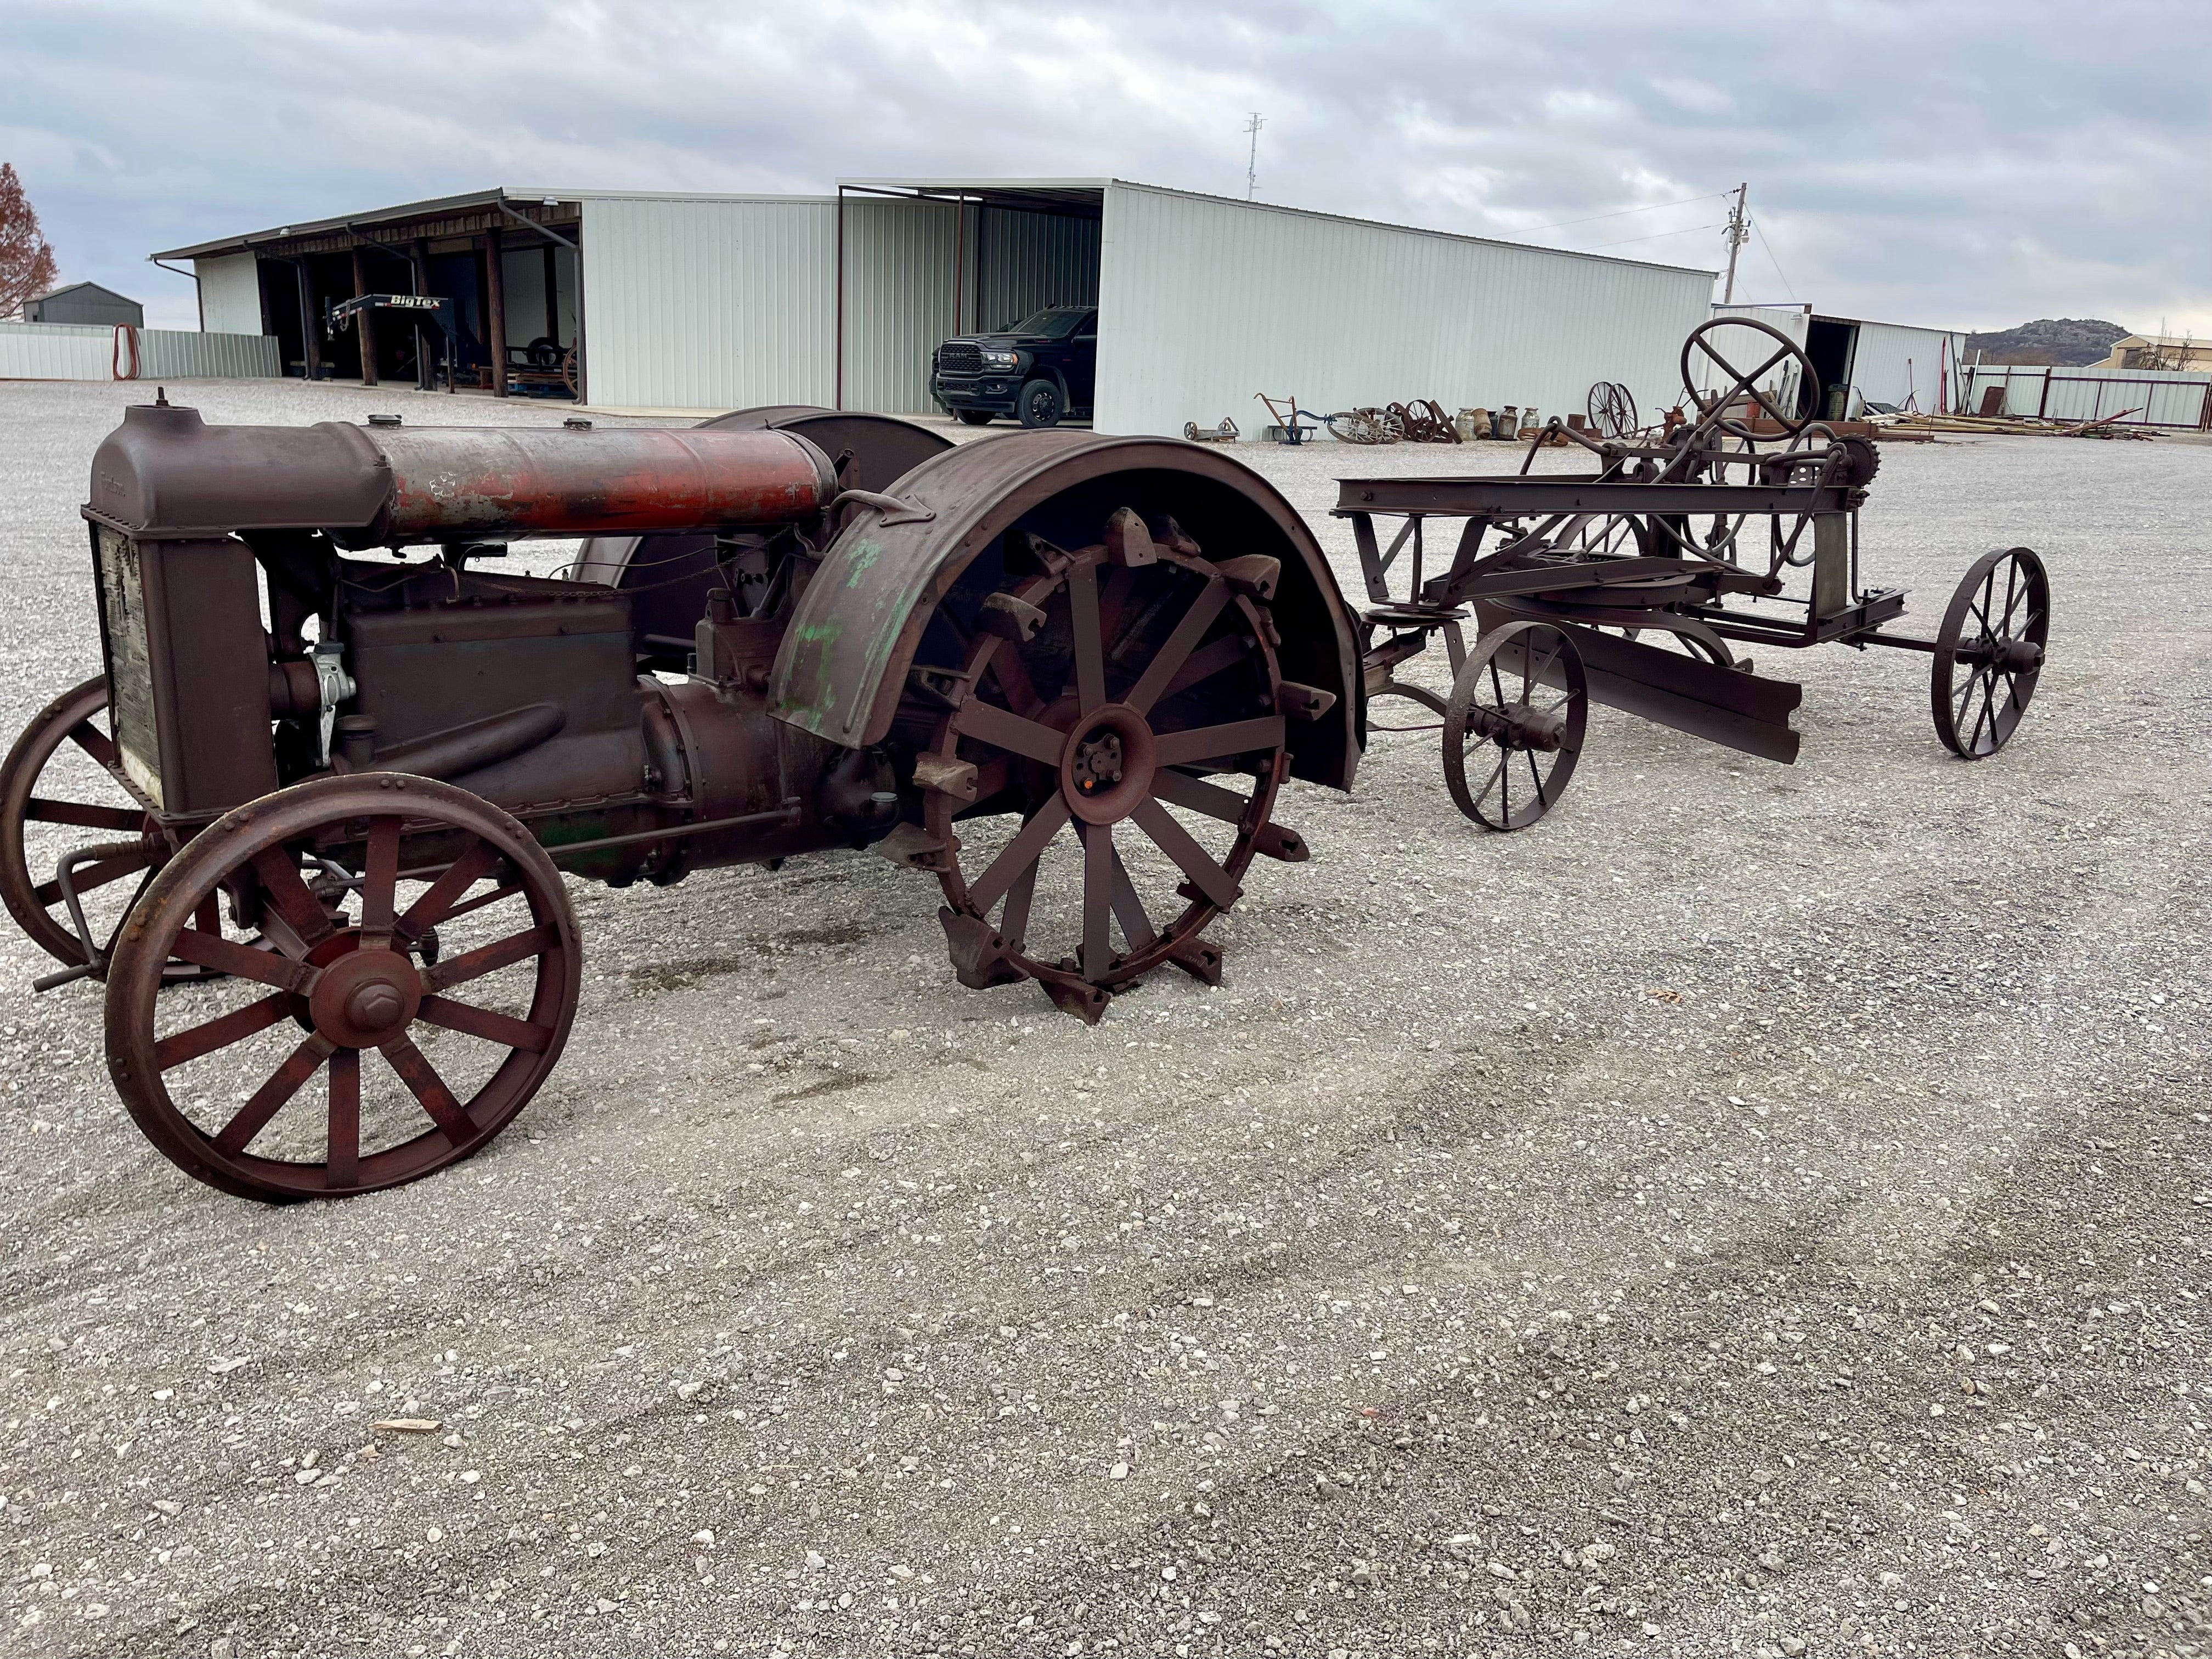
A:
2;320;2044;1202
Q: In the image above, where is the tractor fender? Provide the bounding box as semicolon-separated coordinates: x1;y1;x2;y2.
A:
767;430;1363;791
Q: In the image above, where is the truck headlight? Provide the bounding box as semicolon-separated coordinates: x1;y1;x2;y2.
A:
981;349;1019;370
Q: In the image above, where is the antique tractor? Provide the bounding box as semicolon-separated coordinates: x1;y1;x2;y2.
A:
7;397;1360;1200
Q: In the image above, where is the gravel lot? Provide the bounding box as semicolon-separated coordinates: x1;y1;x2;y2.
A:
0;377;2207;1659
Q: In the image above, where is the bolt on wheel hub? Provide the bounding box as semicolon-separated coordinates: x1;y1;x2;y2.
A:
1060;705;1158;825
308;944;424;1049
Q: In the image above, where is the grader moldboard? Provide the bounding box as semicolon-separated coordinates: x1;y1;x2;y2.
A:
7;320;2044;1204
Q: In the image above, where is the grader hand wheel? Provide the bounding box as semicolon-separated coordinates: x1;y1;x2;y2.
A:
1680;316;1821;442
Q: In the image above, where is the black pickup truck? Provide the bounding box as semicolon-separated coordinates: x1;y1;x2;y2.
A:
929;306;1096;428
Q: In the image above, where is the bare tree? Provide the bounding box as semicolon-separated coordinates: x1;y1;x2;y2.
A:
0;164;60;320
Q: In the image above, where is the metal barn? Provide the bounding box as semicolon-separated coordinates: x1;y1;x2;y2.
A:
159;180;1722;433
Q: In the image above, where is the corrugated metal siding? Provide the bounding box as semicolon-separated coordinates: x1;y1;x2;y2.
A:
580;196;834;410
138;328;281;377
1096;183;1715;437
974;207;1101;333
839;198;957;414
197;254;263;335
1703;304;1813;416
1961;363;2212;427
1829;319;1963;410
0;322;276;380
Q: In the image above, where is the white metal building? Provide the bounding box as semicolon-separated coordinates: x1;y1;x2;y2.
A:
1711;302;1967;416
157;180;1722;432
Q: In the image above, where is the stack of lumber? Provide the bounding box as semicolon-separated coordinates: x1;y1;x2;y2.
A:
1872;409;2156;441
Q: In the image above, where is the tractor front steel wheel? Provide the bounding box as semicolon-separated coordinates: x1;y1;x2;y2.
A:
104;773;579;1203
0;677;162;969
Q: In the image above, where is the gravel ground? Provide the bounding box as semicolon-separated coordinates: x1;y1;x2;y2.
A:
0;377;2207;1659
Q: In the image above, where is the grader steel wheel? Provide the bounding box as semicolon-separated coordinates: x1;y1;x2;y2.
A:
1932;547;2049;759
923;529;1293;1022
104;774;579;1202
1443;621;1588;831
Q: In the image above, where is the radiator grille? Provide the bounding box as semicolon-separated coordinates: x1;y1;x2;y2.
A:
94;527;164;808
938;343;983;375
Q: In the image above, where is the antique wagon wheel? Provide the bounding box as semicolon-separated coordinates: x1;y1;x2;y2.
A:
924;533;1289;1020
1442;621;1587;831
1931;547;2049;759
104;774;580;1202
1587;381;1638;441
561;346;579;397
0;676;165;969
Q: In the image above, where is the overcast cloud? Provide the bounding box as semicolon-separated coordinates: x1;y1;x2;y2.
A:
3;0;2205;336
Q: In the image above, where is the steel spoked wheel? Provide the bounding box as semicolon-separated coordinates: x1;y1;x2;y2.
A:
1932;546;2049;759
925;528;1291;1019
0;676;167;970
1443;622;1588;831
104;774;580;1202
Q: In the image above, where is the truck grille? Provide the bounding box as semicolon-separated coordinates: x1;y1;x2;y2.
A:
938;343;982;376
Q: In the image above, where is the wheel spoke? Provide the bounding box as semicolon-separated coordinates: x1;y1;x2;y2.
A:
420;923;554;992
1526;748;1547;808
358;816;401;947
250;848;336;952
1150;767;1252;825
1079;821;1114;978
1068;558;1107;713
952;698;1066;767
969;795;1071;913
381;1034;473;1147
156;991;295;1071
1129;798;1241;910
326;1048;361;1189
1152;715;1284;767
32;848;147;908
416;994;555;1053
66;720;119;770
1156;633;1250;704
213;1034;334;1156
167;926;317;993
998;860;1038;950
1108;840;1156;951
984;640;1043;718
24;797;140;831
1125;578;1231;713
398;838;502;936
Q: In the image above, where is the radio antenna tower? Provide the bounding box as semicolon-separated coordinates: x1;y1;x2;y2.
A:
1244;112;1265;200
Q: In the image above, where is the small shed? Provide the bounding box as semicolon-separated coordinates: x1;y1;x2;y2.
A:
25;282;144;328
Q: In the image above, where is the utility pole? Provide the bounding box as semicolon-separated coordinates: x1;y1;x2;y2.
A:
1721;182;1749;304
1244;112;1265;201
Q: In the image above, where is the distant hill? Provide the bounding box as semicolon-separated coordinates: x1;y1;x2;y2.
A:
1965;319;2129;366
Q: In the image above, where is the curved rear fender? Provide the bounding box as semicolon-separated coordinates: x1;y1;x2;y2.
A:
767;432;1363;791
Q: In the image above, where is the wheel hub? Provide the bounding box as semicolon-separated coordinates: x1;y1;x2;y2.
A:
308;942;423;1048
1474;704;1569;753
1059;704;1158;825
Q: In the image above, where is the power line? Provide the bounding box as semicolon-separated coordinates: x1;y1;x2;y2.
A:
1750;217;1796;300
1243;112;1264;201
1584;221;1727;250
1515;190;1731;236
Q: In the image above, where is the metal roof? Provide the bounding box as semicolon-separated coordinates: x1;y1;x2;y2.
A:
29;280;138;305
149;186;831;261
841;176;1714;276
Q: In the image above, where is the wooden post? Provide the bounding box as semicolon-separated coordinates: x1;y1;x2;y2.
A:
414;237;436;390
484;227;506;397
298;261;321;380
350;246;378;385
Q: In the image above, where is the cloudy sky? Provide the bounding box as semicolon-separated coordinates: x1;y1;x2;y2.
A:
5;0;2206;337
